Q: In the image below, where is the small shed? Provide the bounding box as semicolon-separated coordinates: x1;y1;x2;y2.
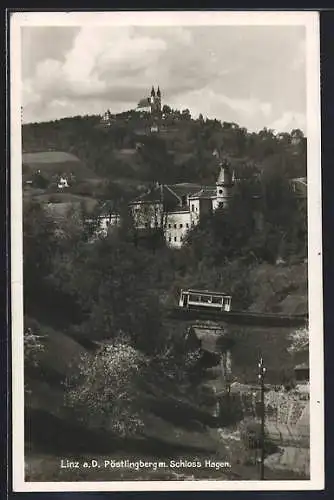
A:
294;362;309;382
185;321;234;376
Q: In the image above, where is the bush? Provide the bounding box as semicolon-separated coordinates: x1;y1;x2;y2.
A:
24;327;45;369
64;338;148;437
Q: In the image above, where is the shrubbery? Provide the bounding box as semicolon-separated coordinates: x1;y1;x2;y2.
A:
64;339;147;436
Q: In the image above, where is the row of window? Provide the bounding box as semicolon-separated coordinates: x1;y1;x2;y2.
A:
188;294;231;305
168;235;182;243
168;221;195;229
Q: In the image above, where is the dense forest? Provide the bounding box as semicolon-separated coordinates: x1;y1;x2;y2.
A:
23;110;308;479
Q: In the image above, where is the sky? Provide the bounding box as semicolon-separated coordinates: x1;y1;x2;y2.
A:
21;24;306;133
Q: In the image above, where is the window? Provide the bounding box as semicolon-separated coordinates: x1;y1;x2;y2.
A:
168;237;171;242
174;236;177;242
212;296;222;304
191;204;195;212
189;294;200;302
218;189;223;195
180;223;183;228
174;224;177;229
168;224;171;228
186;223;189;228
191;220;195;226
145;222;149;228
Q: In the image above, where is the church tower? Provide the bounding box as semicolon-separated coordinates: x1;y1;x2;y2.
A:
150;86;156;112
214;159;234;209
149;86;162;117
156;86;162;112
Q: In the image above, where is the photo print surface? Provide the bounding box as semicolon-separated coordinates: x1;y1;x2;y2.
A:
10;10;323;492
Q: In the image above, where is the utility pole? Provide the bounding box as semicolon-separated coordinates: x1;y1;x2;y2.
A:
258;356;266;480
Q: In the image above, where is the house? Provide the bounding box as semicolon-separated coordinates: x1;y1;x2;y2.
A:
57;176;70;189
294;362;309;383
100;109;116;127
96;209;121;237
290;177;307;199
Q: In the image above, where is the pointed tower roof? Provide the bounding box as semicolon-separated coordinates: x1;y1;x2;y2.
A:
216;163;233;185
151;86;155;96
216;166;226;184
157;86;161;97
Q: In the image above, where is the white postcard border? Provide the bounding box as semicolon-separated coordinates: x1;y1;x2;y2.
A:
10;10;324;492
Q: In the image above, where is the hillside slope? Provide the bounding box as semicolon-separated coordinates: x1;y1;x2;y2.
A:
22;112;307;187
248;262;307;315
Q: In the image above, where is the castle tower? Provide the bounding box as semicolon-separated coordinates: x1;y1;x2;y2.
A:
214;160;234;209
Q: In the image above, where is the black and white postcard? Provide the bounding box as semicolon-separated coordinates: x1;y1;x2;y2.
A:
10;10;324;492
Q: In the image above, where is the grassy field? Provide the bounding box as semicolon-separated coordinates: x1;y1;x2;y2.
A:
23;151;98;181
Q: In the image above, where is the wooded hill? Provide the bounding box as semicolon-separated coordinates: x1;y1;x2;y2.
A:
22;110;306;192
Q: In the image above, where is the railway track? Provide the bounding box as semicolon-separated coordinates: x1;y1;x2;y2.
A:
166;307;308;327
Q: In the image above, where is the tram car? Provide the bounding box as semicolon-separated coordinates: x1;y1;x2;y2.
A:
179;289;232;312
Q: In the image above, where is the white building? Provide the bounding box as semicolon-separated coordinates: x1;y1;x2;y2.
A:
128;163;235;248
57;176;70;189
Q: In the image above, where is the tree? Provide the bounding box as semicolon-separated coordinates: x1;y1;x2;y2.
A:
64;339;148;436
181;109;191;120
32;170;49;189
57;232;168;354
23;201;57;291
290;128;304;140
162;104;172;115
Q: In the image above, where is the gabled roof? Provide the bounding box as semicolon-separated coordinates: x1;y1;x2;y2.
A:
188;187;216;199
130;184;179;206
294;362;309;371
216;166;234;185
44;202;81;220
167;183;203;198
290;177;307;198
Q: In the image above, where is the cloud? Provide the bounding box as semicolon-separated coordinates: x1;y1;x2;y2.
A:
21;25;306;132
269;111;306;133
169;88;275;131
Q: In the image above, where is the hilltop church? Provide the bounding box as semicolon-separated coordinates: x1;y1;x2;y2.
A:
137;86;162;116
100;85;163;131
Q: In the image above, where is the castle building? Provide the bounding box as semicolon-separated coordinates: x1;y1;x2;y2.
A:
90;161;305;248
128;162;236;249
